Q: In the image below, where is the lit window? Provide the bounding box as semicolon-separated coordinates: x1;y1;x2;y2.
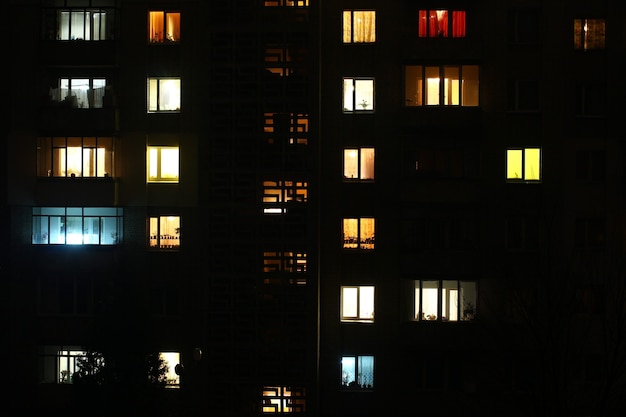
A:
147;77;181;112
48;77;106;109
343;11;375;43
37;136;114;178
46;3;115;41
343;217;375;250
147;146;179;183
344;148;375;180
343;78;374;112
159;352;181;388
38;346;99;384
262;386;306;413
265;46;304;77
263;180;308;214
404;65;479;107
418;10;466;37
574;18;605;50
264;0;309;6
506;148;541;181
149;216;180;250
32;207;122;245
263;113;309;145
414;280;477;321
149;11;180;43
341;286;374;322
341;355;374;390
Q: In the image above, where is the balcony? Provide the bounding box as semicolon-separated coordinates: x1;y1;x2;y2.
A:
39;106;119;133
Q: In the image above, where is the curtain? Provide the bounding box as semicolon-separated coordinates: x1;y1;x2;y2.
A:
452;11;466;37
149;11;164;42
351;11;375;43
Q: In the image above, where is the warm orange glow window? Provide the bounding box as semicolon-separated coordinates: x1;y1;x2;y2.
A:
264;113;309;145
344;148;375;180
262;386;306;413
418;10;466;37
343;10;376;43
405;65;479;107
343;218;375;250
574;19;605;50
149;11;180;43
149;216;180;249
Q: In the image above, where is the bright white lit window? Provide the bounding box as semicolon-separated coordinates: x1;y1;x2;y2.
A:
506;148;541;181
149;11;180;43
414;280;476;321
147;146;179;183
343;11;376;43
48;78;106;109
262;386;306;413
147;77;181;112
343;78;374;112
341;355;374;390
149;215;180;249
404;65;479;107
343;217;375;250
341;286;374;322
159;352;181;388
344;148;375;180
32;207;122;245
56;8;112;41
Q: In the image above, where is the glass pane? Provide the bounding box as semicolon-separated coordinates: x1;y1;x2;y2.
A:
160;148;179;179
460;281;477;320
342;287;358;318
341;357;356;386
425;66;440;105
444;66;460;105
357;356;374;388
149;11;165;42
405;65;423;106
149;217;158;247
101;217;118;245
344;149;358;179
148;79;158;111
343;79;354;111
160;216;180;248
507;150;523;179
442;280;458;321
359;286;374;320
66;216;83;244
343;219;358;248
422;281;438;320
33;216;49;244
166;13;180;42
353;11;375;43
354;79;373;110
83;217;100;244
360;218;375;249
159;79;181;111
148;148;158;180
50;216;66;244
343;11;351;43
160;352;180;387
361;148;375;180
462;65;479;106
524;148;541;180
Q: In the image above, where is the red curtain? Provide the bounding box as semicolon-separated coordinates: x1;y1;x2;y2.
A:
452;11;466;37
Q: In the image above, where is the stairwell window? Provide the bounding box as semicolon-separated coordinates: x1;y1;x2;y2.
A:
149;11;180;43
147;78;181;112
418;10;466;37
341;286;375;322
506;148;541;182
147;146;179;183
149;216;181;250
343;217;375;250
263;180;308;214
344;78;374;112
343;11;376;43
404;65;479;106
344;148;375;180
262;386;306;413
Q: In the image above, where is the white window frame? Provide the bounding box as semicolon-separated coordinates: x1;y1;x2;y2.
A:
149;215;181;250
147;146;179;183
343;78;375;112
343;147;375;180
341;286;375;322
341;355;374;390
414;280;477;322
147;77;181;113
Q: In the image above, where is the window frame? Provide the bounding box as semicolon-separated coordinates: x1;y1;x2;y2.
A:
43;1;117;41
147;77;181;113
343;10;376;43
148;215;181;250
147;146;180;183
341;286;375;323
342;217;375;250
404;65;479;107
343;147;375;181
413;279;477;322
32;207;123;246
148;10;181;43
343;77;375;113
341;355;375;391
37;136;115;178
506;147;541;182
418;9;467;38
261;386;306;413
574;18;605;50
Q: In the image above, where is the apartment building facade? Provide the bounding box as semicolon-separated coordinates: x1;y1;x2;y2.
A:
5;1;626;417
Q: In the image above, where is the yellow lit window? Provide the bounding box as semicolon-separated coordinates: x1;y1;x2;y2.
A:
149;11;180;43
341;286;375;322
343;11;376;43
159;352;181;388
506;148;541;181
149;216;180;249
343;217;375;250
414;280;476;321
147;146;179;183
404;65;479;107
